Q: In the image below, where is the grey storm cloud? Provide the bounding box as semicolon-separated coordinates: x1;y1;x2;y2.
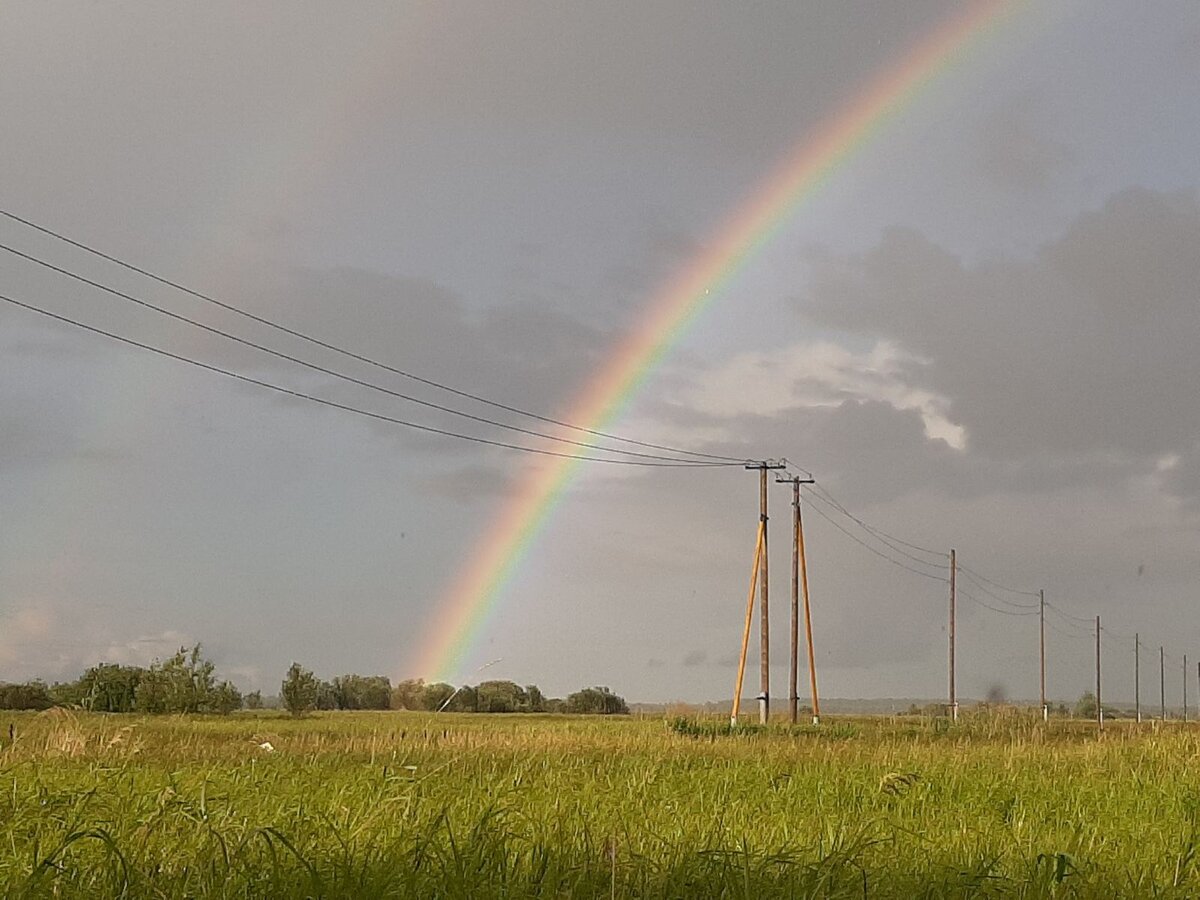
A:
977;91;1073;191
802;188;1200;502
2;2;1199;702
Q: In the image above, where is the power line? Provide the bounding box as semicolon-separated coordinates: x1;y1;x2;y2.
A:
1045;602;1095;627
806;481;946;562
955;563;1041;599
1045;616;1091;642
0;291;741;468
0;206;744;463
793;479;947;577
957;586;1038;618
800;490;949;583
956;567;1039;611
1;241;738;466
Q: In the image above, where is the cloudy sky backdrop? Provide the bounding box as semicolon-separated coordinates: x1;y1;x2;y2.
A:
2;1;1198;703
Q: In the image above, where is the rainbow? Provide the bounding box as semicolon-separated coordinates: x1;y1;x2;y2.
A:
413;0;1022;682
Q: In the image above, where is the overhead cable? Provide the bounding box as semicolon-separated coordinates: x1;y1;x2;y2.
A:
0;207;744;462
0;292;738;468
1;241;742;466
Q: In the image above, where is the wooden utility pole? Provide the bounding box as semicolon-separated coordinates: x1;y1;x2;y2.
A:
949;549;957;722
777;475;817;725
1161;646;1167;720
1039;589;1047;722
730;522;765;726
745;461;784;725
1095;615;1102;734
1135;634;1141;724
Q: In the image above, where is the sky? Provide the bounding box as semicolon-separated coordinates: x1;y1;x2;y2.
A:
2;1;1199;705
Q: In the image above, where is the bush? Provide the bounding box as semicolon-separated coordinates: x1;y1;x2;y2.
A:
565;686;629;715
0;681;54;710
281;663;319;717
53;664;144;712
332;675;392;710
134;645;240;714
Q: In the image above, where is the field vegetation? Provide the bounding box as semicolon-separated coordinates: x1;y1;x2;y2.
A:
2;708;1199;897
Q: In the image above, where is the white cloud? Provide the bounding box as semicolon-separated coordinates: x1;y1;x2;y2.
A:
677;339;967;449
98;630;195;666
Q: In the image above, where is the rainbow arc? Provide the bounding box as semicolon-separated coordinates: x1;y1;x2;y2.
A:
413;0;1020;683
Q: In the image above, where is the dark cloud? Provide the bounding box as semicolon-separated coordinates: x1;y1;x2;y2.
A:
682;649;708;667
977;92;1072;191
404;2;961;160
802;189;1200;502
418;464;526;504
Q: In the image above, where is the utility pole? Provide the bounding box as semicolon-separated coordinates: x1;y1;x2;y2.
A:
1184;654;1188;723
730;522;765;726
1161;646;1166;721
1095;615;1102;734
1135;634;1141;724
949;549;957;722
1039;589;1047;722
777;475;817;725
746;460;785;725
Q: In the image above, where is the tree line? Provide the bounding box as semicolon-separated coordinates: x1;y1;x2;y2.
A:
281;663;628;716
0;645;628;716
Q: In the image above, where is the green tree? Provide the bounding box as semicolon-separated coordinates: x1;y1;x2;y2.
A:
315;680;338;711
332;674;392;710
0;681;54;710
212;681;243;714
420;682;456;711
525;684;546;713
476;680;527;713
392;678;427;710
53;664;144;712
449;685;478;712
1074;691;1098;719
281;663;319;717
244;690;263;710
565;686;629;715
135;645;220;714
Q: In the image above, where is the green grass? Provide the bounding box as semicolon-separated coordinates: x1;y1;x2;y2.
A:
2;707;1199;897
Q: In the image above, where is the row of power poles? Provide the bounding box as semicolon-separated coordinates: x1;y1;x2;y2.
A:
947;550;1196;733
729;475;1194;732
731;461;820;726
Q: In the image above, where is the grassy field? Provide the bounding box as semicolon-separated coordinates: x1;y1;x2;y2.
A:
2;708;1200;898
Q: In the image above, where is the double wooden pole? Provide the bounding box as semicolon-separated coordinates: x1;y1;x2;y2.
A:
1161;645;1166;720
732;462;784;725
1039;590;1047;721
1095;615;1103;734
1135;634;1141;723
732;462;822;727
949;549;957;722
779;475;818;725
730;521;765;726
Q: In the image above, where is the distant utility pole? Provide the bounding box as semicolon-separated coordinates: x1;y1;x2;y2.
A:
778;474;817;725
1095;615;1103;734
1161;646;1167;721
949;549;957;722
1184;654;1189;723
1039;590;1047;722
745;460;784;725
1135;634;1141;724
